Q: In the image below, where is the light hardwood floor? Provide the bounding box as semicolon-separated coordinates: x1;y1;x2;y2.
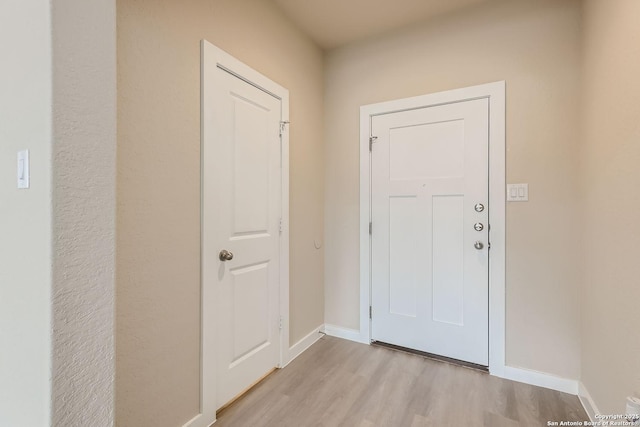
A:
215;336;587;427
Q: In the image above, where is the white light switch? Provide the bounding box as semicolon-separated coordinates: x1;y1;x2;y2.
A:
506;183;528;202
17;150;29;189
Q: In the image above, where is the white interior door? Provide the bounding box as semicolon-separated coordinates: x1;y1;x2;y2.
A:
370;98;489;366
203;54;282;410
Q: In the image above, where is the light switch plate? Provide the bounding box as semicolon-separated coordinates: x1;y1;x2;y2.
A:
506;183;528;202
17;150;29;189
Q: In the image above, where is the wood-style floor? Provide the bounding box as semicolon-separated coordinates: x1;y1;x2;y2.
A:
216;335;587;427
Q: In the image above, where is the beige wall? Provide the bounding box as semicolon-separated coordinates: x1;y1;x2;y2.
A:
0;2;52;425
51;0;117;425
324;0;582;379
581;0;640;414
116;0;324;425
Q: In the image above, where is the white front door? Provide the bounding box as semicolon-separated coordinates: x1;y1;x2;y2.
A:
202;45;283;412
370;98;489;366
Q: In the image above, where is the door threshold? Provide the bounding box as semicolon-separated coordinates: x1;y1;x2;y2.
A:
372;341;489;373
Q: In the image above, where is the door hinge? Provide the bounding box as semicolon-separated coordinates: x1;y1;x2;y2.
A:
369;222;372;235
369;306;372;319
369;136;378;152
279;315;283;330
279;121;290;137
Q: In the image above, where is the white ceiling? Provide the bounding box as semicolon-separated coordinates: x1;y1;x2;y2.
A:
272;0;491;50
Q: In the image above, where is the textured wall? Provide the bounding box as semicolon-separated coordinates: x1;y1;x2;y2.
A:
116;0;324;425
51;0;117;425
324;0;583;379
0;2;52;426
581;0;640;414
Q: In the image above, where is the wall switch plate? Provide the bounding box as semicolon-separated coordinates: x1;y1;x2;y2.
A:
506;183;528;202
17;150;30;189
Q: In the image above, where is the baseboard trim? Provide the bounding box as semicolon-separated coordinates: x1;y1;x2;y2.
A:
578;382;599;422
182;413;216;427
310;324;582;399
322;324;369;344
182;414;200;427
499;366;578;395
284;325;324;368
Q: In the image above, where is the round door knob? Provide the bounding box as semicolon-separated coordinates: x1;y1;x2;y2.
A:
474;203;485;213
474;222;484;232
474;241;484;250
219;249;234;261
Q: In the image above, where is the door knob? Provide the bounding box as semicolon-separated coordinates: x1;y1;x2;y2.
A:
474;241;484;250
219;249;234;261
474;203;485;212
474;222;484;231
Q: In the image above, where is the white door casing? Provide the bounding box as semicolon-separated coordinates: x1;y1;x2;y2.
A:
192;41;290;427
359;81;506;374
370;99;489;365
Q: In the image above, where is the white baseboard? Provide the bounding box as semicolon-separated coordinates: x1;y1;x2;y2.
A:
182;414;200;427
499;366;578;395
182;413;216;427
578;382;599;422
299;324;586;404
322;324;369;344
283;325;324;368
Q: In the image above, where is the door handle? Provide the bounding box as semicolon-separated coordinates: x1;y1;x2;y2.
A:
474;241;484;250
219;249;234;261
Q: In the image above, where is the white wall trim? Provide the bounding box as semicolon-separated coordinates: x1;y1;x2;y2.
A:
323;324;369;344
193;40;290;427
284;325;324;368
578;382;599;422
182;414;208;427
498;366;578;395
358;81;506;373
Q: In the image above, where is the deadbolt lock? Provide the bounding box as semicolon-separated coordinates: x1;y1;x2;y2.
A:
474;203;485;212
474;222;484;232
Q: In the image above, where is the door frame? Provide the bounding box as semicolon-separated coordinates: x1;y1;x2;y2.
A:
190;40;290;427
359;81;506;375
